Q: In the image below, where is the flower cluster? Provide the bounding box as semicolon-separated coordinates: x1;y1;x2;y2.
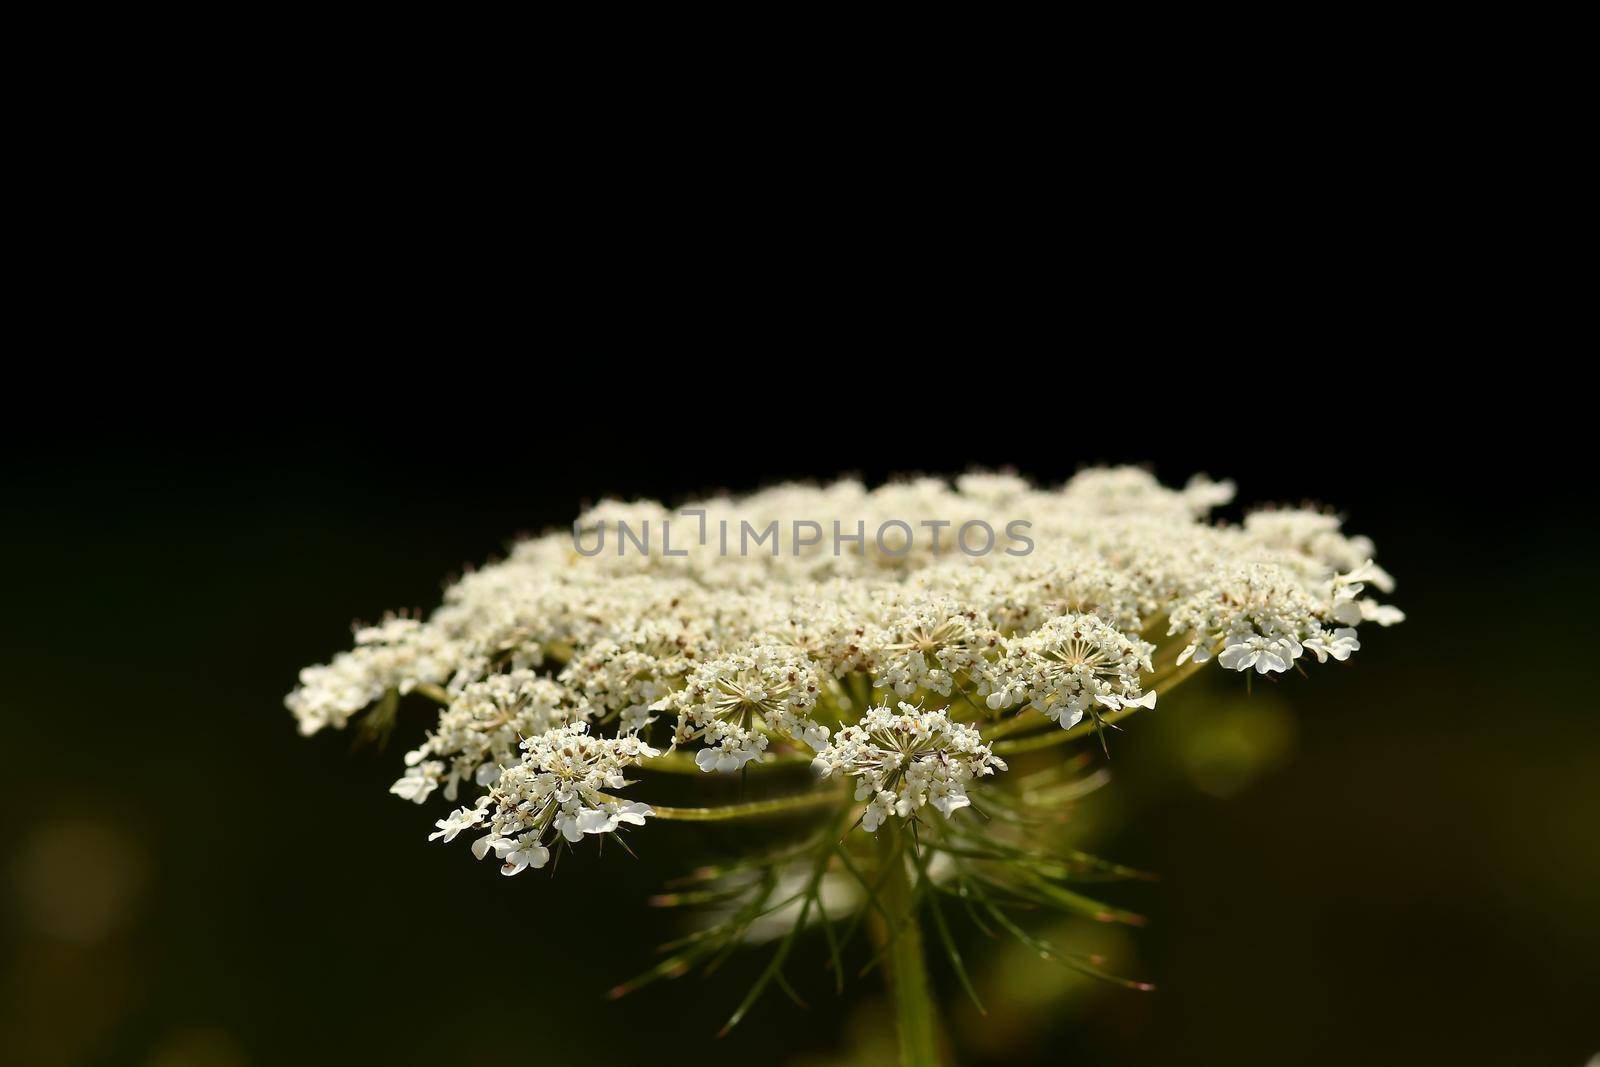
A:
445;722;658;876
289;467;1402;868
871;595;998;698
392;670;576;804
286;618;452;736
981;614;1156;728
812;704;1006;830
664;645;828;771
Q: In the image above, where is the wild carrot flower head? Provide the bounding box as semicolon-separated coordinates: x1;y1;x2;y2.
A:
288;467;1402;1029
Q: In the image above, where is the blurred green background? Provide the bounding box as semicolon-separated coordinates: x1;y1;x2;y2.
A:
3;429;1595;1067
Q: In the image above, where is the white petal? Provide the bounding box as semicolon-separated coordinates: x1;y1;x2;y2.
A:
1218;646;1256;671
1362;602;1406;626
577;808;615;835
614;802;652;826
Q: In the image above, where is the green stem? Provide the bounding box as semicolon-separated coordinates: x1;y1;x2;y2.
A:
637;750;813;775
877;825;941;1067
599;788;847;821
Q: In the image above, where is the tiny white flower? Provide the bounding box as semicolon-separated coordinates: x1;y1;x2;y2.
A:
1218;637;1260;672
798;722;831;750
389;761;443;804
427;806;484;842
1338;558;1395;594
553;802;587;843
577;807;617;835
471;833;516;861
1304;627;1361;663
1218;634;1299;675
861;790;896;832
500;834;550;876
1330;595;1364;626
1042;698;1086;729
928;779;970;817
1362;601;1406;626
610;801;654;827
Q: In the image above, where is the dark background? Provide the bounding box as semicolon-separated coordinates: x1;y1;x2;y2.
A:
3;410;1595;1067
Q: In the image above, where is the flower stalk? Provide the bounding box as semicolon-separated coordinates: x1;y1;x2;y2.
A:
604;789;847;822
877;824;941;1067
